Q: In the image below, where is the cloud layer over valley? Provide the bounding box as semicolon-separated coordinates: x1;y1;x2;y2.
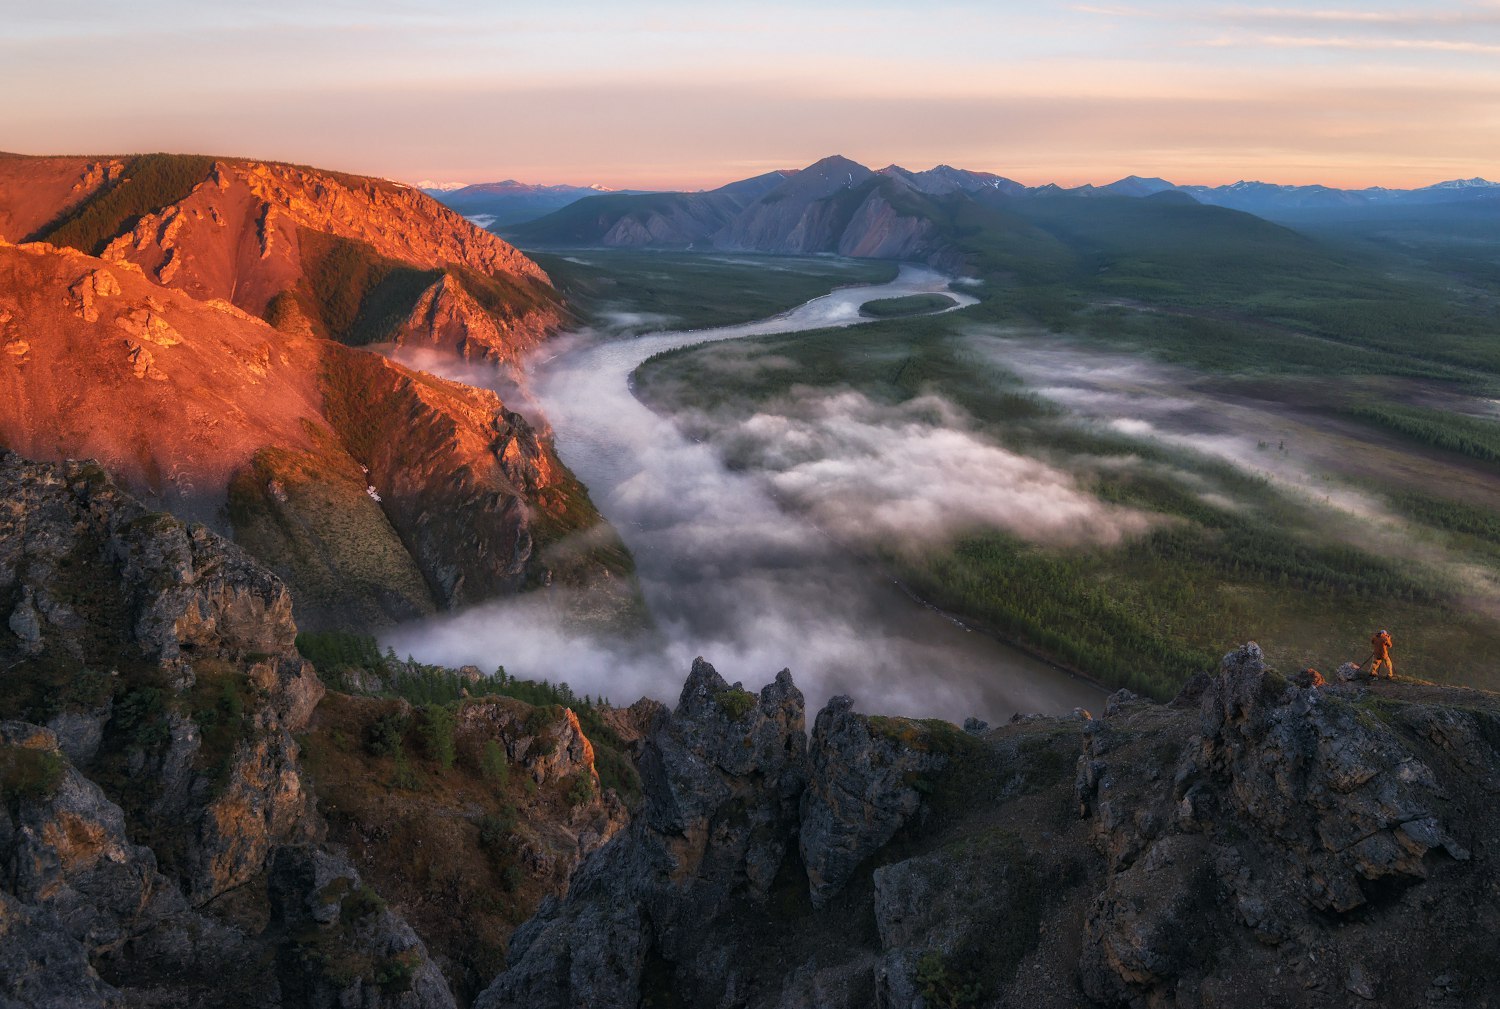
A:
382;276;1105;724
718;389;1152;549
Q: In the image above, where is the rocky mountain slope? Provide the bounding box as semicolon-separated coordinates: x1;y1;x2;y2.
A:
4;451;1499;1007
0;156;634;631
0;453;633;1007
0;152;559;365
0;451;449;1007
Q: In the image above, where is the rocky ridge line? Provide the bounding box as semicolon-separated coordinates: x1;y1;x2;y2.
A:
1;452;454;1008
481;644;1500;1008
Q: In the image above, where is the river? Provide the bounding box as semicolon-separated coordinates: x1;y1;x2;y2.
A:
387;264;1104;723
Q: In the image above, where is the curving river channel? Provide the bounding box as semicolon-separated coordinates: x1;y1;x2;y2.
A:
391;264;1104;723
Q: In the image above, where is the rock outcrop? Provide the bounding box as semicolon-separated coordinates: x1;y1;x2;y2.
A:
0;450;324;900
454;697;630;853
1;720;254;1009
268;846;456;1009
1;454;455;1008
480;645;1500;1008
800;698;952;907
1075;643;1498;1009
477;659;807;1009
390;270;552;366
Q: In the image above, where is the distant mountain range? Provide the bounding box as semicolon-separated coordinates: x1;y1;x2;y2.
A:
1173;176;1500;214
494;155;1500;255
427;180;649;227
503;155;984;260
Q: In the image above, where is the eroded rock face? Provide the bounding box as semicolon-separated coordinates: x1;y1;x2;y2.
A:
2;722;181;954
0;454;455;1008
315;345;570;609
477;659;807;1009
482;643;1500;1009
0;451;325;903
390;271;551;366
0;888;120;1009
1075;643;1500;1008
0;720;267;1008
68;267;118;323
800;697;951;908
454;698;629;858
1199;643;1468;912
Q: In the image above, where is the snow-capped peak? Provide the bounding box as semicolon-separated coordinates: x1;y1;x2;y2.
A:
1422;178;1497;191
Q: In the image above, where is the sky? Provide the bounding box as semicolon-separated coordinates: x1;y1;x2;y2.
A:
2;1;1497;190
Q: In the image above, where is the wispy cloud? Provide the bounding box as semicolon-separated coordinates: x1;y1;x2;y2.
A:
1073;2;1500;30
1223;5;1500;26
1069;4;1156;15
1206;33;1500;53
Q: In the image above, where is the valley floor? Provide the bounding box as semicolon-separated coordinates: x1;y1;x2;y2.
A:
557;248;1500;700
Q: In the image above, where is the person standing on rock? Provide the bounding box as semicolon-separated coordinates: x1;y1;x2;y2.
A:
1369;629;1395;679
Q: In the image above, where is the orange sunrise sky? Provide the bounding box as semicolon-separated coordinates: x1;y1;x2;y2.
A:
3;1;1497;190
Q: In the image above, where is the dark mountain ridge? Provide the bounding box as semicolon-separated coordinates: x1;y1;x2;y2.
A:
507;154;1500;257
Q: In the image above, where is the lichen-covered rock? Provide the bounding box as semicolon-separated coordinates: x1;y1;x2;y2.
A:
0;721;260;1008
0;451;324;903
0;891;119;1009
453;697;629;856
2;721;182;950
7;585;43;655
0;454;456;1008
800;698;951;907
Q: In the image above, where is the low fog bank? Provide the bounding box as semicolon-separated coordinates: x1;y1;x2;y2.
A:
717;389;1151;550
379;269;1101;724
966;332;1394;518
965;330;1500;610
379;584;1090;725
379;372;1104;723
